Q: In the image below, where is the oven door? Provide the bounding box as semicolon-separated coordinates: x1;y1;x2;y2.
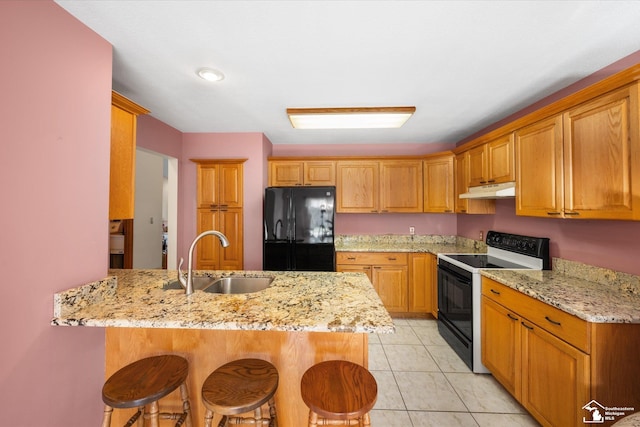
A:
437;259;473;342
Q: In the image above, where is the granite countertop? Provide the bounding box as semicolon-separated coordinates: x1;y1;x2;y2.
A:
335;234;485;254
482;258;640;323
52;269;395;334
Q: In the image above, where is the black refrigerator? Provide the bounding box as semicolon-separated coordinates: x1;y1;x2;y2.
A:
263;186;335;271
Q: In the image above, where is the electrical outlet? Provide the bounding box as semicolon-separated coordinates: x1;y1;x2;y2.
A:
409;226;415;235
479;231;483;241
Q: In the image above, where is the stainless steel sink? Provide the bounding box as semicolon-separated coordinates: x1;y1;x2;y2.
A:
205;276;274;294
163;276;274;294
163;276;217;291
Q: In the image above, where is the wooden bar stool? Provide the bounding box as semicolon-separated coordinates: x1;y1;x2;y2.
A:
301;360;377;427
101;354;192;427
201;358;278;427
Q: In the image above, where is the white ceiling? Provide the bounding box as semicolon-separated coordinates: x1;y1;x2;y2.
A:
55;1;640;145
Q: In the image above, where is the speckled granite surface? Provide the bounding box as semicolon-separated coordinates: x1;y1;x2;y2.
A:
482;258;640;323
335;234;486;254
337;234;640;324
52;269;395;333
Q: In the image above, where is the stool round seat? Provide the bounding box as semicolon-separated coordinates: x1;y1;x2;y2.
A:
101;354;192;427
301;360;377;426
202;358;278;426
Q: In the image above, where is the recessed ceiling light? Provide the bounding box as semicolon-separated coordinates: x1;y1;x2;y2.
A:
286;106;416;129
197;67;225;82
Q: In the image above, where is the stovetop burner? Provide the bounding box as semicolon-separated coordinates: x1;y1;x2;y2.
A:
442;254;531;269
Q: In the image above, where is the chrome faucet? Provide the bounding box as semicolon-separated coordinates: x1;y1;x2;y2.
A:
178;230;230;295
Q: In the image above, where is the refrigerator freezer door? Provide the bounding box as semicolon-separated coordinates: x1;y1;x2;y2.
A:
291;187;335;244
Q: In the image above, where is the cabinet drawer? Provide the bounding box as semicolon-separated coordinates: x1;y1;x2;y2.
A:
482;278;590;353
336;252;408;265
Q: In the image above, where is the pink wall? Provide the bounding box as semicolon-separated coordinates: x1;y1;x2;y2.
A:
181;133;270;269
458;200;640;275
0;2;112;426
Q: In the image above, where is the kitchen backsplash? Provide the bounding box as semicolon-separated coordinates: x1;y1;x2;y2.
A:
335;234;486;251
553;258;640;295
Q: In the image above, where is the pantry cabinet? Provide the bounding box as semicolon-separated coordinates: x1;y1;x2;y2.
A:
516;84;640;220
482;277;640;427
423;154;454;213
109;91;148;220
193;159;245;270
269;160;336;186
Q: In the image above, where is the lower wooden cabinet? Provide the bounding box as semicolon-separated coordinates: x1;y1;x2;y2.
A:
482;277;640;427
337;252;436;316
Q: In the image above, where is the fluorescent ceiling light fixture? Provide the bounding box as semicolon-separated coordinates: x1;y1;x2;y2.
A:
287;106;416;129
197;67;225;82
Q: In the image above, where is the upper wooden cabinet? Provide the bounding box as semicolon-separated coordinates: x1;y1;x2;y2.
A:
467;133;515;187
336;160;379;213
336;159;423;213
269;160;336;186
196;160;244;209
380;160;423;213
109;92;148;220
423;153;454;213
454;152;495;214
516;84;640;220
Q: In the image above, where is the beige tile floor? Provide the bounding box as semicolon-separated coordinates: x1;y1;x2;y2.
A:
368;318;541;427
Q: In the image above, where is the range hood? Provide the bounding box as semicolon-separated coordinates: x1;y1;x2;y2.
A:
459;182;516;199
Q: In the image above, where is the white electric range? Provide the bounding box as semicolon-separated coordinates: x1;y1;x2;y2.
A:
437;231;550;373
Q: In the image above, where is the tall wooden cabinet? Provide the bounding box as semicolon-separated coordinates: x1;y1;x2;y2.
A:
109;91;149;220
516;84;640;220
192;159;245;270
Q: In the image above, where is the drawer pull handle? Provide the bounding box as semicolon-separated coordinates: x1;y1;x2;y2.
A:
347;257;356;260
507;313;518;321
490;289;501;295
487;179;496;183
388;257;397;261
521;322;534;330
545;316;562;326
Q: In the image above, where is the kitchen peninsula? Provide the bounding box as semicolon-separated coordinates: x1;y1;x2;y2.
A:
53;269;394;426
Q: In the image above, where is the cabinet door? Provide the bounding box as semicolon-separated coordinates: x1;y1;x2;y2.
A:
336;161;379;213
270;161;303;186
197;164;218;208
481;296;521;399
218;208;243;270
408;253;435;314
372;265;408;313
218;163;243;208
380;160;423;213
455;152;495;215
521;320;590;427
563;85;638;220
467;144;488;187
196;209;220;270
304;161;336;186
423;155;454;213
487;134;515;184
515;115;564;218
109;104;137;220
